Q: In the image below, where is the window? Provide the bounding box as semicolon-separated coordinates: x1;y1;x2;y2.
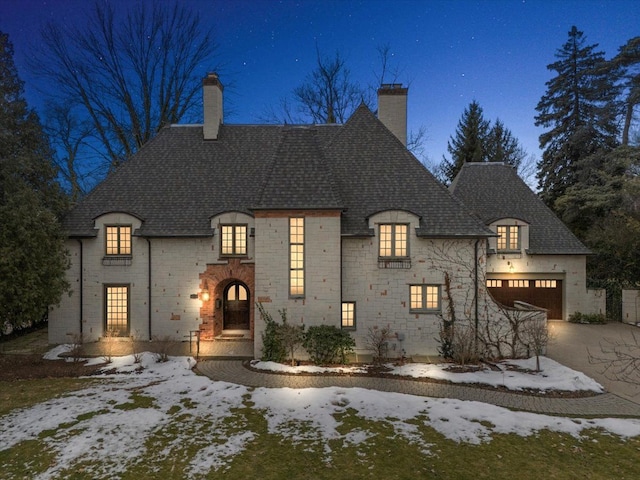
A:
496;225;519;251
221;224;247;256
508;280;529;288
106;226;131;255
379;224;408;258
410;285;440;312
341;302;356;329
535;280;557;288
290;217;304;296
487;280;503;288
105;285;129;336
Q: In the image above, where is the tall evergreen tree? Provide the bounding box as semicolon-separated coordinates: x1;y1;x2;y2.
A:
0;31;69;332
439;102;526;183
535;26;621;207
485;119;526;168
612;36;640;146
440;101;489;182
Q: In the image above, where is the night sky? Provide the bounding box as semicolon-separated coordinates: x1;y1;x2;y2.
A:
1;0;639;171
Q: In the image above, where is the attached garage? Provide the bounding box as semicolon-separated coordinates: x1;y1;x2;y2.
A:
487;279;563;319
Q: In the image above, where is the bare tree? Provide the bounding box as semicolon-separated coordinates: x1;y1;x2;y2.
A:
293;48;369;124
31;1;218;173
43;101;102;202
588;331;640;386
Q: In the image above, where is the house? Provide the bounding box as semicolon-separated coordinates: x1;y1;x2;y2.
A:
450;162;605;320
49;73;585;359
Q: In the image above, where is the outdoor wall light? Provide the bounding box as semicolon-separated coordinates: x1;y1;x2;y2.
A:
508;261;515;274
201;279;210;301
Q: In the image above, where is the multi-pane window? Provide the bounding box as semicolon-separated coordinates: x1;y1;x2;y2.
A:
508;280;530;288
535;280;557;288
379;224;408;257
341;302;356;329
410;285;440;312
106;226;131;255
221;225;247;256
290;217;304;297
487;280;503;288
106;285;129;336
496;225;519;251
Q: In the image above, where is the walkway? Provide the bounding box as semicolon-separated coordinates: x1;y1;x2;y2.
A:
196;360;640;417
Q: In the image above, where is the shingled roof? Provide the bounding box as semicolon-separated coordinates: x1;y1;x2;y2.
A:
63;105;493;239
449;162;590;255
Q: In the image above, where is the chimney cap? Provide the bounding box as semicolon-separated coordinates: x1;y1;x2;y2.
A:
203;72;224;90
378;83;407;95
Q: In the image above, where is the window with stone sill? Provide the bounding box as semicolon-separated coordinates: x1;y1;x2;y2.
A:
220;224;248;256
496;225;520;252
105;284;129;336
341;302;356;329
409;285;441;313
378;223;411;268
103;225;132;266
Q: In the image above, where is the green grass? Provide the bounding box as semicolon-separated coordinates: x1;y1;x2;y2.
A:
0;378;97;416
1;378;639;479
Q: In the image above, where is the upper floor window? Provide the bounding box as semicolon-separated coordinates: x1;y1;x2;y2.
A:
290;217;304;297
221;224;247;256
106;226;131;255
497;225;519;252
379;224;408;258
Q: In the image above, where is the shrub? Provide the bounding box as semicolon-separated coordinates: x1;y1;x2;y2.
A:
151;335;176;362
258;302;286;363
568;312;607;324
277;309;305;366
365;325;392;364
303;325;355;365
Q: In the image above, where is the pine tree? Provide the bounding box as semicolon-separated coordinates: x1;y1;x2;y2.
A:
612;36;640;146
439;102;526;183
0;31;69;332
535;26;621;207
441;101;489;183
485;119;526;168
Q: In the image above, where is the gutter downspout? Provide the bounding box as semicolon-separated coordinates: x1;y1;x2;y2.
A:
76;239;83;336
146;238;152;340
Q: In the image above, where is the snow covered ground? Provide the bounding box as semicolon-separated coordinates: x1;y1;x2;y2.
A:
1;348;639;478
251;356;604;393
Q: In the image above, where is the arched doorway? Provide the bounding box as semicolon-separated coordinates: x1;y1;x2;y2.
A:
223;281;250;330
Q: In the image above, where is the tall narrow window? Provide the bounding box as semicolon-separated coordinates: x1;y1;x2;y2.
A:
221;225;247;256
106;226;131;255
496;225;519;251
379;224;408;258
410;285;440;312
341;302;356;329
290;217;304;297
106;285;129;336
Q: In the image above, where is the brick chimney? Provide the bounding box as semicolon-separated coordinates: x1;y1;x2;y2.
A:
203;72;223;140
377;83;408;146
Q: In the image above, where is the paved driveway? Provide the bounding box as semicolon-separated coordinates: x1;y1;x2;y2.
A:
546;321;640;404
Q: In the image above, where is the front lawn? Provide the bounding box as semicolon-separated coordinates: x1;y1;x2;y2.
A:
1;353;639;479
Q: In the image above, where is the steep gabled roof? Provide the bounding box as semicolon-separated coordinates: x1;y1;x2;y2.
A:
449;162;590;254
63;105;493;239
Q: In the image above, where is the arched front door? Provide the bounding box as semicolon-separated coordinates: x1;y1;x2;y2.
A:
223;281;250;330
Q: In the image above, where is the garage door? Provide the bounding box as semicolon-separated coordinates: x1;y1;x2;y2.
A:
487;279;563;319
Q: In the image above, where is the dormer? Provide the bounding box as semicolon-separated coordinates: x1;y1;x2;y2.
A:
488;218;530;256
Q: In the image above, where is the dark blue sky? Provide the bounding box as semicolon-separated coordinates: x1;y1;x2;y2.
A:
1;0;639;170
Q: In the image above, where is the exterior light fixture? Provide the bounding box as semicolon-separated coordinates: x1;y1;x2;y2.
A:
508;261;515;274
201;279;210;301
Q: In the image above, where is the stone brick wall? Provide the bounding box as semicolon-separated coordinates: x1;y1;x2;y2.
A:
253;210;342;358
